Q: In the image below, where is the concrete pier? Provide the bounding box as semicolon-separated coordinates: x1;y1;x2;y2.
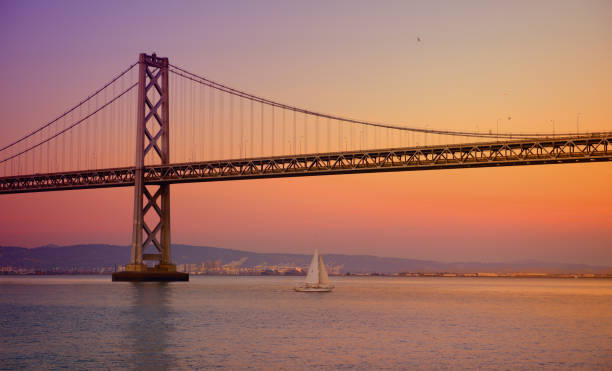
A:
112;270;189;282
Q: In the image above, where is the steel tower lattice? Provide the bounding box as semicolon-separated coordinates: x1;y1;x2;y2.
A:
125;53;175;273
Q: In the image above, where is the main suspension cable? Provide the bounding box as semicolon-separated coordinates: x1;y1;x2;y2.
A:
0;83;138;165
169;64;573;139
0;62;138;153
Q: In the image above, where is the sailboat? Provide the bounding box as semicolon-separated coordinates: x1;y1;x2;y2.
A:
294;249;334;292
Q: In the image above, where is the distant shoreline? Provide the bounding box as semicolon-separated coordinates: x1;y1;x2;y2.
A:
2;272;611;279
3;244;611;276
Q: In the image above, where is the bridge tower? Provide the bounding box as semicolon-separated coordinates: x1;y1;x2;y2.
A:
113;53;187;281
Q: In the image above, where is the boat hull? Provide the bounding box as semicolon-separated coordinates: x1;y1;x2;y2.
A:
294;286;334;292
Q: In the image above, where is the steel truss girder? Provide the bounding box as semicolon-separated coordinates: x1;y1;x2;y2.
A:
0;134;610;194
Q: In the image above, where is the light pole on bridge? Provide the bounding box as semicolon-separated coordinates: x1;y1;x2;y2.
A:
550;119;555;138
496;117;511;141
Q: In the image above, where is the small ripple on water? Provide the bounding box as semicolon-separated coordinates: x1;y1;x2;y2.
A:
1;276;612;369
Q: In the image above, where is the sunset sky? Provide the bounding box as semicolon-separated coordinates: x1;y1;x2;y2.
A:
0;0;610;265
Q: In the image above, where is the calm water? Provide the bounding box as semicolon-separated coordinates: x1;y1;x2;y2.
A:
1;276;611;370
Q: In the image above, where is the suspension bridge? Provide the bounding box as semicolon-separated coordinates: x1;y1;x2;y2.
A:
1;53;610;281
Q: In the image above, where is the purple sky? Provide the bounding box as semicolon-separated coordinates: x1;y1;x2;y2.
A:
0;1;611;264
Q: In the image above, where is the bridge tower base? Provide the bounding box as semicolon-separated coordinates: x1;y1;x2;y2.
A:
112;53;188;282
112;270;188;282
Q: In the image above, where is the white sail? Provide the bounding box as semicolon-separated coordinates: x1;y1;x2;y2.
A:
295;249;334;292
318;255;331;286
304;248;320;284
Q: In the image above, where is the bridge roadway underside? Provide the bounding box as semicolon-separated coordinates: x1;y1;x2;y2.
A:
1;135;610;194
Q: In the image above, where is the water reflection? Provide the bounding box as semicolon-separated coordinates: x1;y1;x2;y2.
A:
3;277;612;369
124;283;176;370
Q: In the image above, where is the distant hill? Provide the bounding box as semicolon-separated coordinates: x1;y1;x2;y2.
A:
0;244;610;274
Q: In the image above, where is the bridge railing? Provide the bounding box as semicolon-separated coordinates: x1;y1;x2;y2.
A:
1;134;609;194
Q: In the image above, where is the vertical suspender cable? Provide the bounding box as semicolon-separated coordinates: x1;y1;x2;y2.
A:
387;127;390;149
240;98;244;158
121;73;125;166
60;116;64;171
327;117;331;153
200;85;206;161
304;113;307;154
201;83;205;161
170;75;175;162
94;95;98;169
361;126;364;150
113;78;118;168
68;110;72;171
183;76;188;163
229;94;233;159
250;100;254;158
350;121;354;152
39;129;43;173
97;94;101;169
23;138;27;174
101;89;105;169
88;96;91;168
77;104;81;169
315;116;319;153
47;121;50;172
340;120;344;151
293;110;297;155
210;83;215;160
55;115;59;171
374;126;377;150
220;90;224;160
191;80;196;161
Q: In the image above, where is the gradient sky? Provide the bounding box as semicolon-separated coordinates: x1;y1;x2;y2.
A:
0;0;611;264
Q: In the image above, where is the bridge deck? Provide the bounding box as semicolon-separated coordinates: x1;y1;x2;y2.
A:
1;134;610;194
